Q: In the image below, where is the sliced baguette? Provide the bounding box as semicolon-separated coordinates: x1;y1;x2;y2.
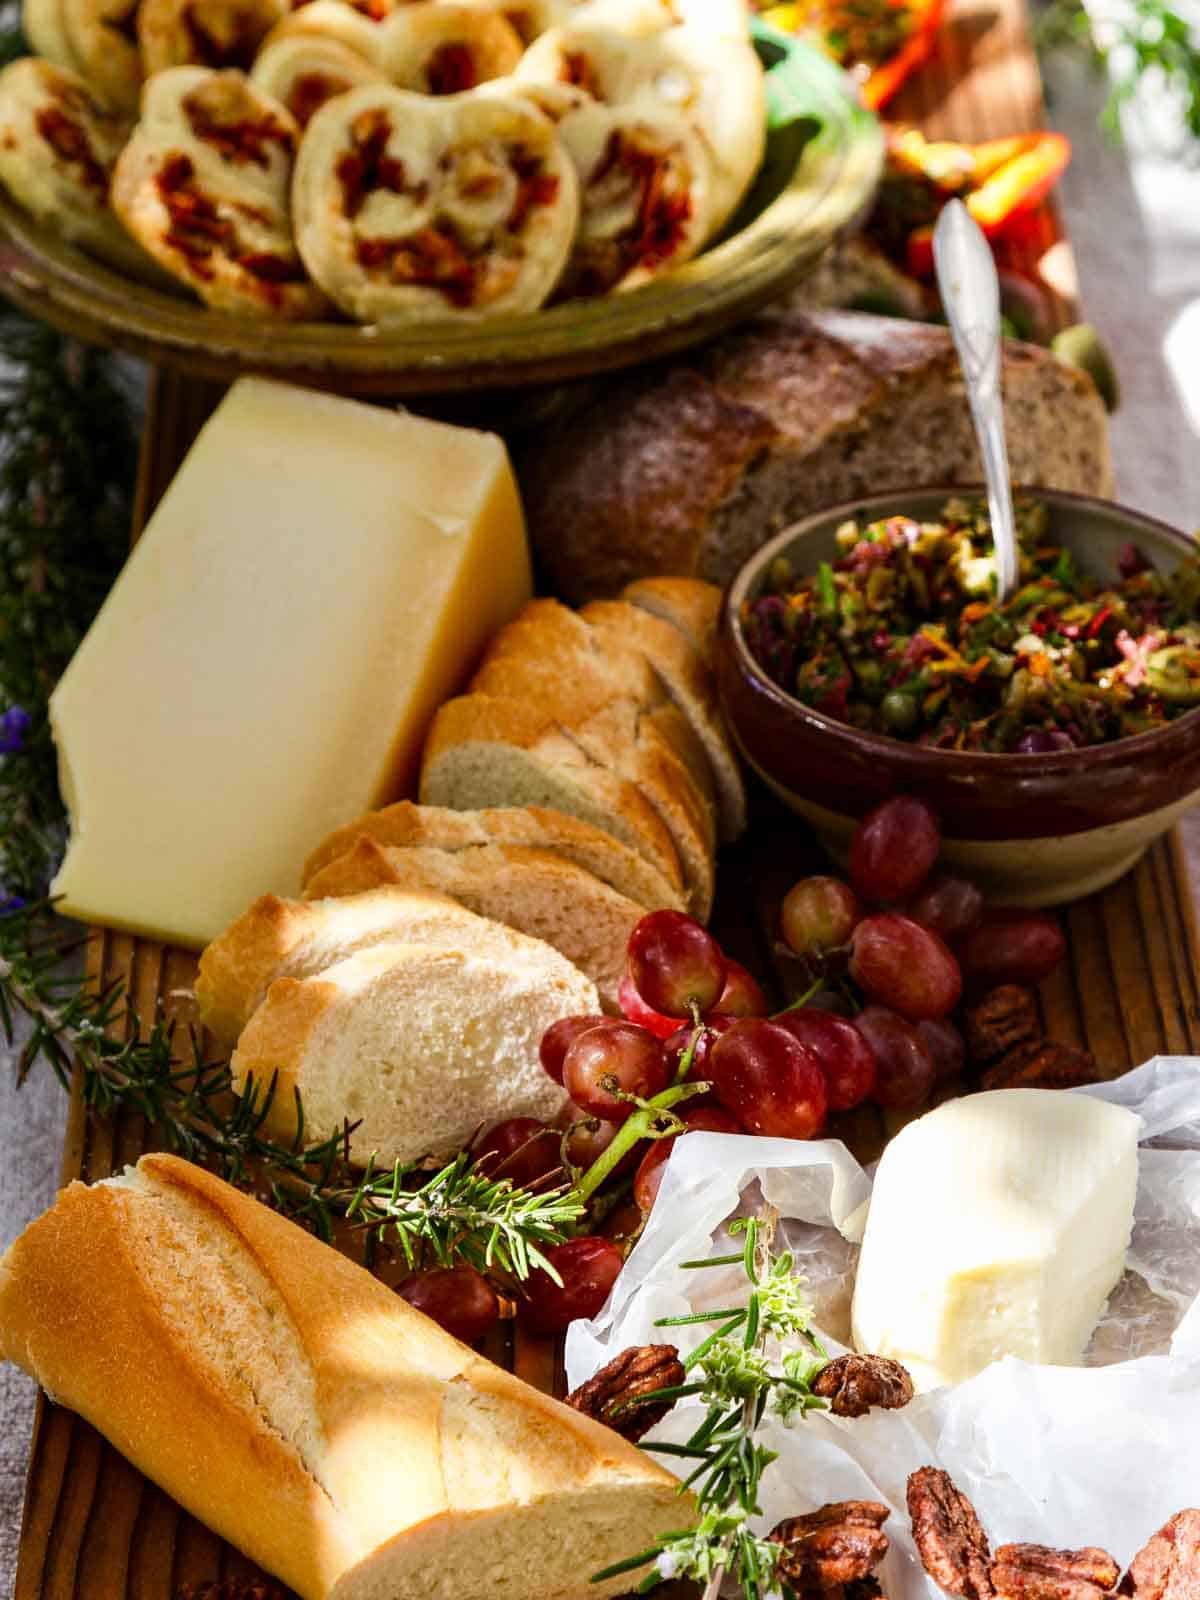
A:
301;800;687;913
0;1153;686;1600
622;576;723;661
581;597;746;841
303;836;645;1009
231;938;581;1164
420;692;684;892
196;884;560;1047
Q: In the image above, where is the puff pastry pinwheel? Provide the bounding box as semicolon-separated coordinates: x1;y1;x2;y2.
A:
377;3;524;94
454;0;748;44
250;33;385;124
515;21;764;231
292;84;579;320
138;0;289;75
0;57;151;271
57;0;141;111
112;66;325;315
262;0;388;65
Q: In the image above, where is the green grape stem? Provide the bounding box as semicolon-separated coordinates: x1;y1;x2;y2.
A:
572;1080;711;1204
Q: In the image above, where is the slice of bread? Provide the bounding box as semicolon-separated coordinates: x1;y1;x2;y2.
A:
303;836;645;1009
196;885;557;1047
622;576;723;662
420;693;684;893
231;940;579;1166
581;598;746;842
301;800;687;913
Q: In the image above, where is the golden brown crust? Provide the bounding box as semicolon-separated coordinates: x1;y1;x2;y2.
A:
622;576;722;661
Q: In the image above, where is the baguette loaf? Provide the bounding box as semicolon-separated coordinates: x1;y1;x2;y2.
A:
518;309;1115;599
303;836;646;1009
622;576;722;663
196;884;572;1046
0;1154;686;1600
301;800;687;914
231;938;579;1164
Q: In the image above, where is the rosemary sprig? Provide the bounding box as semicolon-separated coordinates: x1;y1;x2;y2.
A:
593;1207;833;1599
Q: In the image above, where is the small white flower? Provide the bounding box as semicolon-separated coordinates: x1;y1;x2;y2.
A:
655;1552;681;1580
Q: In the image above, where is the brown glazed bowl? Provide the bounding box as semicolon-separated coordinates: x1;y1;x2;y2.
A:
717;486;1200;906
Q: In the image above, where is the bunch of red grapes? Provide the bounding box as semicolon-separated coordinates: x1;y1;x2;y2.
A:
400;796;1066;1346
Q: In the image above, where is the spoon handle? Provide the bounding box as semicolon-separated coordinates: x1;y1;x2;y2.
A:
933;199;1020;602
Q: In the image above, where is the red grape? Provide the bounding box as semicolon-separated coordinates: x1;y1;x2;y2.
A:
917;1017;966;1084
908;874;984;942
957;910;1067;986
472;1118;560;1188
774;1007;878;1111
618;974;682;1039
662;1013;737;1099
398;1265;499;1345
780;876;861;957
627;910;726;1017
562;1022;668;1123
717;958;768;1017
854;1006;937;1108
849;913;962;1021
633;1107;743;1212
708;1018;828;1140
520;1237;624;1334
561;1110;640;1175
540;1014;612;1083
849;796;940;903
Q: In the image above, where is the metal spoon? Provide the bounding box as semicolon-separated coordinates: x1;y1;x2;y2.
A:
933;198;1019;602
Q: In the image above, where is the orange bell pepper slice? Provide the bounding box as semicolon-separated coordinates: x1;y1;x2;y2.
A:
861;0;945;108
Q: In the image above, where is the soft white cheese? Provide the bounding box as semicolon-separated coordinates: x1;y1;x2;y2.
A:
850;1088;1140;1391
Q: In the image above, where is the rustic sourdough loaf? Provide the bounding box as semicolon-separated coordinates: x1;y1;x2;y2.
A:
301;800;687;912
195;885;570;1047
303;836;646;1009
231;938;581;1164
0;1154;686;1600
518;309;1115;599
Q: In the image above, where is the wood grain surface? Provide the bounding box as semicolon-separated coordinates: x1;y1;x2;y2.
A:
14;4;1188;1594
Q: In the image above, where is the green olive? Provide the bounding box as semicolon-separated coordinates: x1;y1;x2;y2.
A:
880;690;920;733
1051;324;1120;413
1146;645;1200;704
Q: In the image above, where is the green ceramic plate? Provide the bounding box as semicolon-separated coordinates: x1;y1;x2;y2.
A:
0;24;882;395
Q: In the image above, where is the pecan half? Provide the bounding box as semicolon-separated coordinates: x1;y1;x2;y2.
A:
1120;1509;1200;1600
962;986;1041;1066
811;1354;914;1418
908;1467;994;1600
980;1040;1100;1091
564;1343;685;1441
992;1545;1121;1600
770;1501;890;1590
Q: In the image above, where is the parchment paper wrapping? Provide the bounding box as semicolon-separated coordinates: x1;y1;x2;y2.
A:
565;1058;1200;1591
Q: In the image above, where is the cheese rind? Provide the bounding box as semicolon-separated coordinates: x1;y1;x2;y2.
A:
850;1088;1140;1391
50;377;532;949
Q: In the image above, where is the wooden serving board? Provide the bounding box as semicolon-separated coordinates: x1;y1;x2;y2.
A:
15;4;1191;1594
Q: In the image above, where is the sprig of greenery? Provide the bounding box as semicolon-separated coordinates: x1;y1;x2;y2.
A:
593;1210;833;1600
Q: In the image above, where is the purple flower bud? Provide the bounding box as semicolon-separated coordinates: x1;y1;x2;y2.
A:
0;705;31;755
0;894;26;913
1015;728;1077;754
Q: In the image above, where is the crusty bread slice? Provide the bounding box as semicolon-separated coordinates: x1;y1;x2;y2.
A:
195;885;560;1047
303;836;644;1009
301;800;687;913
622;576;723;662
0;1154;686;1600
231;938;582;1164
420;693;684;892
581;598;746;842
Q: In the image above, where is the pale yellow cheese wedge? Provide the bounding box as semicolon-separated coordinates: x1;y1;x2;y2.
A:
50;377;532;948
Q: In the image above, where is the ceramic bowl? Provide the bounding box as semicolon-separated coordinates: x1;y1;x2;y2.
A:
717;486;1200;906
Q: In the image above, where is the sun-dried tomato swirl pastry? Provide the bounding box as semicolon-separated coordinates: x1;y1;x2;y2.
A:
0;57;153;273
515;21;763;231
250;33;384;125
292;84;579;320
377;2;523;93
138;0;289;75
462;0;748;43
263;0;388;66
112;67;326;315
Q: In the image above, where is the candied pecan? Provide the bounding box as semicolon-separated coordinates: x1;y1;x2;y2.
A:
962;986;1041;1066
564;1343;685;1441
980;1039;1100;1091
992;1544;1120;1600
175;1580;291;1600
1120;1509;1200;1600
770;1502;890;1590
811;1354;914;1418
908;1467;994;1600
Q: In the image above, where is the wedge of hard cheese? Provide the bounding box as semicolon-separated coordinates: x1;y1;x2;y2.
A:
0;1154;687;1600
50;377;532;949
